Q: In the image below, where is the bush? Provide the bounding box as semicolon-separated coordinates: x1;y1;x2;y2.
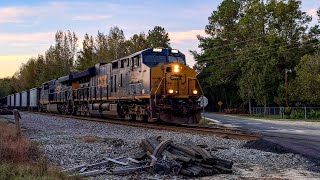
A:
308;110;320;119
290;110;304;119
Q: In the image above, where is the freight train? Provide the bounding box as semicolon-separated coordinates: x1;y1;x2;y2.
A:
0;48;203;124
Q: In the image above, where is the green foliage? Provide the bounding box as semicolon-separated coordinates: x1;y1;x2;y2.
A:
309;110;320;119
289;110;304;119
147;26;170;48
75;34;95;71
128;32;149;53
193;0;318;109
0;78;14;97
294;55;320;104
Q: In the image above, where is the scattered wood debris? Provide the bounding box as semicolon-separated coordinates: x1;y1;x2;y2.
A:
140;136;233;177
65;136;233;177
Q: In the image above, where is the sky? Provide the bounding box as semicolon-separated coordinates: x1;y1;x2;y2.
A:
0;0;319;78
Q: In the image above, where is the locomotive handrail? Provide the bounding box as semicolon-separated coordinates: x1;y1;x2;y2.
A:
153;77;165;106
196;78;205;95
187;77;204;95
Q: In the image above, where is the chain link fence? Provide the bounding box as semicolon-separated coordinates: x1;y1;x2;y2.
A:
250;107;320;120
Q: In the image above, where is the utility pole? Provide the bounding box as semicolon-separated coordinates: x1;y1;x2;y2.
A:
285;68;292;107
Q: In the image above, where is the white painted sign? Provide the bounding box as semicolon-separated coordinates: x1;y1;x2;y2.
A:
198;96;208;107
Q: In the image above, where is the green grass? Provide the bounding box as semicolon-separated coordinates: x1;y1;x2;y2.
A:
0;163;76;180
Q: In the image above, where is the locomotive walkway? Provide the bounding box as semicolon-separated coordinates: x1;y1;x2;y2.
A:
204;113;320;163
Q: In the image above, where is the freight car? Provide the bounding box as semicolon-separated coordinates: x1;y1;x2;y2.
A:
3;48;204;124
21;90;30;110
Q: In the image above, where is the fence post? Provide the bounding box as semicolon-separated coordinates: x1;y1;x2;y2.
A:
13;109;21;137
304;106;307;120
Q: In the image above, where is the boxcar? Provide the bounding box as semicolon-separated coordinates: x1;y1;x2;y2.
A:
15;93;21;108
21;90;30;108
10;94;15;107
30;88;40;110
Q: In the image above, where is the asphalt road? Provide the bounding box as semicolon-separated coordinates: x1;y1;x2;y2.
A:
204;113;320;163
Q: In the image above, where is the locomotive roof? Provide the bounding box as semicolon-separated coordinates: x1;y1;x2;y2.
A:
72;66;96;80
110;48;184;63
58;74;73;83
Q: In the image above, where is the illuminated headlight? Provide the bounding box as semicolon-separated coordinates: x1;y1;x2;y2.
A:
173;65;180;73
192;90;198;94
168;89;174;94
153;48;162;52
171;49;179;53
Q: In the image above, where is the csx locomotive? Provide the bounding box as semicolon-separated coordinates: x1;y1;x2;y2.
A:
1;48;203;124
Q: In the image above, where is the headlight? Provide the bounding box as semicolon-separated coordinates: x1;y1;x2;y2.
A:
173;65;180;73
153;48;162;52
192;90;198;94
168;89;174;94
171;49;179;53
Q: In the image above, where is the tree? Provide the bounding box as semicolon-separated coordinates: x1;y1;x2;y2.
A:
147;26;170;48
94;31;109;63
128;32;148;53
193;0;313;110
76;34;95;71
294;55;320;104
107;26;129;60
0;78;14;97
43;30;78;79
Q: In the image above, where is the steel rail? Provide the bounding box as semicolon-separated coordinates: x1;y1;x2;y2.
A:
30;112;260;140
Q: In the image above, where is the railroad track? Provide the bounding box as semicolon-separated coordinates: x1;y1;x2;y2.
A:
28;112;260;140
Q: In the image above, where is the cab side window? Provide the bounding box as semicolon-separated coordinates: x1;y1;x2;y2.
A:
131;55;140;68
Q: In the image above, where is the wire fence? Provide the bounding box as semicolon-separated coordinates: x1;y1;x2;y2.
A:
250;107;320;120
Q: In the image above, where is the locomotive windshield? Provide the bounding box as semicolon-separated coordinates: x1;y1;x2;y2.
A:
168;53;185;64
142;48;186;67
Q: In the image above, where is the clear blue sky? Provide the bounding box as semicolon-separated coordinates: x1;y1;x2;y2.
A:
0;0;319;77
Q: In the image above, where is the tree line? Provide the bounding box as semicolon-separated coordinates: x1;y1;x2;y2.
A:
0;26;170;97
192;0;320;110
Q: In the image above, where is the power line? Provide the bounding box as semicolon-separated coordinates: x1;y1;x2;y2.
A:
195;41;319;68
196;40;319;63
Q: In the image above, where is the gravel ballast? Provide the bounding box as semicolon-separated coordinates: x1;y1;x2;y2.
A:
1;112;319;179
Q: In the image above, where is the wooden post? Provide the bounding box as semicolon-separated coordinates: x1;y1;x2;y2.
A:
13;109;21;137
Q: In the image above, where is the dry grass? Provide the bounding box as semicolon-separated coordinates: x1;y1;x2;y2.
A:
0;122;40;163
81;135;103;143
0;121;81;180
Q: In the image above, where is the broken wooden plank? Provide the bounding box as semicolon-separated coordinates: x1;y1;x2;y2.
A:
112;165;152;175
127;157;141;163
62;156;125;173
62;164;87;173
106;157;128;166
75;169;110;177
